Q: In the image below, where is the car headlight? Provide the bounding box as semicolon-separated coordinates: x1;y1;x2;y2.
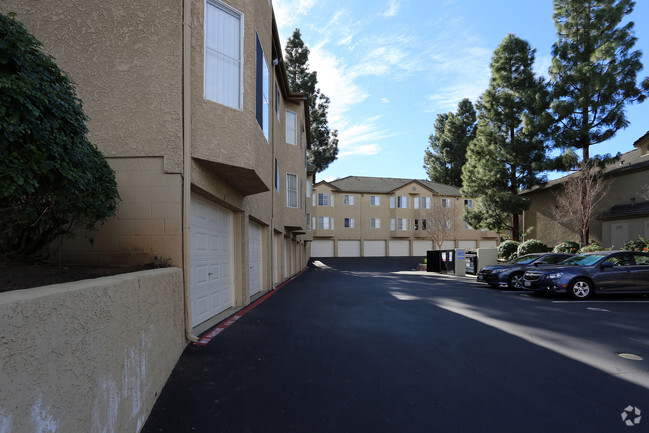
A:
546;273;563;279
492;268;507;274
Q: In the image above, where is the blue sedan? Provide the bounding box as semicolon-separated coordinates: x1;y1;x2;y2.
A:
522;251;649;299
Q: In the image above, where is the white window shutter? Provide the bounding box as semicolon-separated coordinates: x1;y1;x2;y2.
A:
331;218;334;230
331;195;334;207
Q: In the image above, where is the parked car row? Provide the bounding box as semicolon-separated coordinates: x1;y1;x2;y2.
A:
477;251;649;299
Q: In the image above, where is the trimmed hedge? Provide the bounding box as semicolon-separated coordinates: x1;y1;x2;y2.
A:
517;239;549;256
553;241;580;254
498;240;520;260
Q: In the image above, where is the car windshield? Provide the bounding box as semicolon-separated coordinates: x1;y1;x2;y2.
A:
508;255;539;264
535;255;566;265
560;253;607;266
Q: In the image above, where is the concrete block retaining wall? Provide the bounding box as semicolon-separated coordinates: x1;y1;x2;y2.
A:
0;268;185;433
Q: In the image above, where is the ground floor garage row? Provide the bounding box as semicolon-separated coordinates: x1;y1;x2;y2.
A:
310;239;498;258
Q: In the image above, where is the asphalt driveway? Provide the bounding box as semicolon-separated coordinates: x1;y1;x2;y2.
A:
142;257;649;433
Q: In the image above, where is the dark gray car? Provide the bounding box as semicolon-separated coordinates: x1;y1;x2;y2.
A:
477;253;573;289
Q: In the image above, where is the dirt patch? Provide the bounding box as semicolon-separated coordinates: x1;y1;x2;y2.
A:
0;261;152;293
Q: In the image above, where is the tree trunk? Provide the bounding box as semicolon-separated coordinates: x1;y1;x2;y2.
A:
512;212;520;241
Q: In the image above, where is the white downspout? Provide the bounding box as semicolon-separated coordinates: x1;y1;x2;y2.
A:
182;0;198;342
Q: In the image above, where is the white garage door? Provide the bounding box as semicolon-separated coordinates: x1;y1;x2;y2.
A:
413;240;433;257
338;240;361;257
458;240;477;250
480;240;497;249
441;241;455;250
249;221;263;297
389;240;410;256
311;240;334;257
364;240;386;257
190;195;234;327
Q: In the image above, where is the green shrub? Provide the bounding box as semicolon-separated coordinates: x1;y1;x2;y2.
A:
517;239;550;256
553;241;580;254
0;12;120;259
578;242;606;253
622;236;648;252
498;240;520;260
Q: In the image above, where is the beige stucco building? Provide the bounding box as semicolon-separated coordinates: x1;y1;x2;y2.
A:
2;0;313;333
521;132;649;249
309;177;499;257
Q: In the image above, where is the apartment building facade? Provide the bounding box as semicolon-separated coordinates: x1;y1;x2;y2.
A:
309;177;499;257
3;0;312;333
521;132;649;248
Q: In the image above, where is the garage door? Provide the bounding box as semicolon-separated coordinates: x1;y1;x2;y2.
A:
389;240;410;256
338;240;361;257
249;221;263;297
364;240;386;257
413;240;433;257
458;240;477;250
480;240;497;249
311;240;334;257
190;195;234;327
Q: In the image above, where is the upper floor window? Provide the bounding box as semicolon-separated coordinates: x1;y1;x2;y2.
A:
286;174;297;208
414;197;420;209
442;198;452;208
205;1;242;109
318;193;329;207
398;196;408;208
286;110;297;145
423;197;432;209
464;199;473;209
306;180;312;198
275;83;281;121
344;218;355;228
255;33;270;140
318;216;330;230
274;158;279;191
370;218;381;229
344;195;354;205
370;195;380;206
306;213;311;231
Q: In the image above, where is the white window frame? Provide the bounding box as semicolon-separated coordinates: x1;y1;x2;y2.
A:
397;196;408;209
424;197;432;209
318;193;329;207
442;198;452;208
344;217;355;228
422;218;427;230
397;218;409;231
286;173;297;208
370;196;380;206
390;196;395;209
306;180;312;198
370;218;380;229
464;199;473;209
286;109;297;145
414;197;420;209
390;219;396;231
306;212;311;231
204;1;243;109
344;195;354;205
318;216;330;230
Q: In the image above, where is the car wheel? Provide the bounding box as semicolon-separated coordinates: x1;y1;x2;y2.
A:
568;278;593;300
507;273;524;290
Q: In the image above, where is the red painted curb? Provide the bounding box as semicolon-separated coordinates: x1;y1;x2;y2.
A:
193;267;308;346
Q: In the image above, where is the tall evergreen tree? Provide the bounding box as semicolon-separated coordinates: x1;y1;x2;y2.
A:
461;34;552;241
423;98;476;187
551;0;649;162
284;29;338;172
550;0;649;243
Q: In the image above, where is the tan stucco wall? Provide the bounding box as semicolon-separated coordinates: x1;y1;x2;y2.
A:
0;268;185;433
1;0;184;173
523;166;649;247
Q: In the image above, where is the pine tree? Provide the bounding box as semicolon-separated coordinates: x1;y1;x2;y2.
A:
461;34;552;240
423;99;476;187
284;29;338;172
550;0;649;244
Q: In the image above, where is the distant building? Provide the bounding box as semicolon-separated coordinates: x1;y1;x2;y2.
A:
521;132;649;248
309;176;499;257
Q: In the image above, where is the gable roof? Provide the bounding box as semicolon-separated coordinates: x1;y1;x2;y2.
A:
521;142;649;195
319;176;462;196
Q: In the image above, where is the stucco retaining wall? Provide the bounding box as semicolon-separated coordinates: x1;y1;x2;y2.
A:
0;268;185;433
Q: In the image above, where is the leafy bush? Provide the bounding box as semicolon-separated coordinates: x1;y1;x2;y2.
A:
578;242;606;253
622;236;648;252
553;241;580;254
0;12;119;259
498;240;520;260
517;239;550;256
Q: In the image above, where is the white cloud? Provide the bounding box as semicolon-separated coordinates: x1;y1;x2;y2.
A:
383;0;404;17
339;144;382;157
381;98;390;104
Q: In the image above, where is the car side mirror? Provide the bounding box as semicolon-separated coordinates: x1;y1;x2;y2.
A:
600;262;614;269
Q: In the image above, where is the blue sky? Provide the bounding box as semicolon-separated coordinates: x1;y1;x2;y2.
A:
273;0;649;183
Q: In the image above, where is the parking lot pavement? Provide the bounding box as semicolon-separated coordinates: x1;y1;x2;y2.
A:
142;258;649;433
